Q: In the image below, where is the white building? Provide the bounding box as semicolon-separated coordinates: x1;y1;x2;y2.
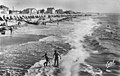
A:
55;9;63;14
22;8;37;14
0;5;9;14
46;7;55;14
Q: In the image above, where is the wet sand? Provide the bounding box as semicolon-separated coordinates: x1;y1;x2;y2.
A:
0;18;76;74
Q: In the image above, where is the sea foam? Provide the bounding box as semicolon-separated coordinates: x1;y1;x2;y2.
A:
60;18;100;76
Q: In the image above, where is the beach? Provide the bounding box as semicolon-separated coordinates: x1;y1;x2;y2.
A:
0;14;120;76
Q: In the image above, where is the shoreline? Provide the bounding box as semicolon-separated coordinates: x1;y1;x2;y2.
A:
1;15;119;76
0;16;77;74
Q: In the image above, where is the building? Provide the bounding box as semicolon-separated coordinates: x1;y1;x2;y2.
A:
55;9;63;14
22;8;37;14
46;7;55;14
63;10;76;14
9;10;21;14
37;9;45;14
0;5;9;14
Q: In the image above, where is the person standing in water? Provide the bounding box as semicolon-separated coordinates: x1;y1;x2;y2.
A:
43;53;50;67
57;19;59;25
18;21;21;27
53;50;61;67
9;26;13;36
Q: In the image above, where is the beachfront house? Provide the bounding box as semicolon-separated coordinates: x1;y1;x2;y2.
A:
37;9;45;14
63;10;76;14
9;10;21;14
0;5;9;14
22;8;37;14
46;7;55;14
55;9;63;14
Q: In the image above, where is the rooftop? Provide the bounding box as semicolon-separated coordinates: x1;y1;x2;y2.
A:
0;5;9;9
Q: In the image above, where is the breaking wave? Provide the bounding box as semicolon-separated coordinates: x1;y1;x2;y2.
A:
26;18;102;76
60;18;100;76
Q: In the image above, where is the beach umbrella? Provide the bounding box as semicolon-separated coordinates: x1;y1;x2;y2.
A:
29;16;31;18
14;16;17;20
2;15;6;20
35;15;37;18
0;16;4;21
36;15;38;18
5;16;9;20
17;16;21;21
19;16;22;20
9;16;13;20
16;16;19;20
15;16;18;20
35;15;38;18
39;15;41;18
33;15;35;18
19;16;23;20
30;15;32;18
48;15;51;18
24;16;27;19
28;16;30;18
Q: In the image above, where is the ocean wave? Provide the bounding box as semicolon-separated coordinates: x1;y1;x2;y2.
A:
25;17;103;76
60;18;101;76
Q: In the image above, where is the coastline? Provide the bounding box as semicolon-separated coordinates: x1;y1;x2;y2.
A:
0;14;119;76
0;15;77;75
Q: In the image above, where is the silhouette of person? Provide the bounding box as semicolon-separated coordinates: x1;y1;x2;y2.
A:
53;50;61;67
43;53;50;67
18;21;21;27
1;27;6;35
9;26;13;35
57;19;59;25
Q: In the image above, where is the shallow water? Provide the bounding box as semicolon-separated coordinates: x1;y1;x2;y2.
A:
0;17;77;75
0;15;120;76
0;34;47;47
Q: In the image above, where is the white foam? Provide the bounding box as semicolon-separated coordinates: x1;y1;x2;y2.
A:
60;18;100;76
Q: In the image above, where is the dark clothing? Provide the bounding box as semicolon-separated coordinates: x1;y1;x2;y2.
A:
54;53;59;59
54;57;59;67
43;54;50;67
54;52;60;67
57;20;59;25
1;27;6;35
45;55;49;62
18;21;21;25
9;27;13;35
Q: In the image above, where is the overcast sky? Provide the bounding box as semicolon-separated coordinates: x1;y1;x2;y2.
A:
1;0;120;13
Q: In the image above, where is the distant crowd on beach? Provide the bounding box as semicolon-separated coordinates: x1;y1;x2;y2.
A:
0;14;77;36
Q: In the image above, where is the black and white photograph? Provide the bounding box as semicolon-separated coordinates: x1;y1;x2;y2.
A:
0;0;120;76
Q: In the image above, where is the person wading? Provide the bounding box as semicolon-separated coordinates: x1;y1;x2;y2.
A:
42;53;50;67
57;19;59;25
9;26;13;35
53;50;61;67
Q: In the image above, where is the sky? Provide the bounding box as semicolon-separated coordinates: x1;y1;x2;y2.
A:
0;0;120;13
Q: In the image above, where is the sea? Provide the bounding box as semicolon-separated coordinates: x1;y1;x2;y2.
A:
0;13;120;76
